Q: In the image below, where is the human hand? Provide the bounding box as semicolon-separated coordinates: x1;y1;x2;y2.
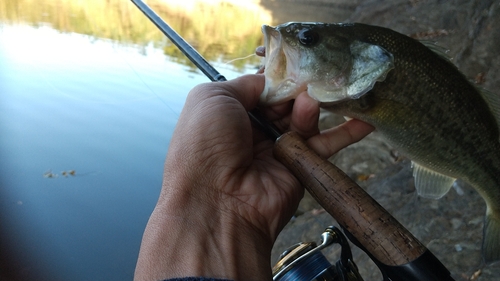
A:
134;74;374;281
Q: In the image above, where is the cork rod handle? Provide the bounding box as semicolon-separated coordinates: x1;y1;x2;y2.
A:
273;131;427;266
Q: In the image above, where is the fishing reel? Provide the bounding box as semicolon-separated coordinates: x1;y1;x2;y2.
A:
272;226;364;281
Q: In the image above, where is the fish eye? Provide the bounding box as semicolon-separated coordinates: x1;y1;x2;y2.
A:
297;28;319;46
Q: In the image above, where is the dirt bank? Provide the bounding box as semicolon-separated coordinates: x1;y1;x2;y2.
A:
267;1;500;280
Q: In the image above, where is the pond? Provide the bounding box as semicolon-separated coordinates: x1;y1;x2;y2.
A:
0;0;356;280
0;0;359;281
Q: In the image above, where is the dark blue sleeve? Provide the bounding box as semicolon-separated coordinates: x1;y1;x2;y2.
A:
163;277;232;281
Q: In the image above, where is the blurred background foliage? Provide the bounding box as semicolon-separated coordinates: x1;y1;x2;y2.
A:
0;0;270;70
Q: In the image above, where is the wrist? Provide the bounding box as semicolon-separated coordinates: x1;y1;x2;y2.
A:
134;183;273;281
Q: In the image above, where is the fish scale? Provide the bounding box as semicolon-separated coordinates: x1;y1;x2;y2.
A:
260;22;500;263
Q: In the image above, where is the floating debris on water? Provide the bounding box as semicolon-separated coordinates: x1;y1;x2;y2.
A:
43;170;58;178
43;169;77;178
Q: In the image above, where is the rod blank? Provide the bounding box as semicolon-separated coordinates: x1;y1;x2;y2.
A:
130;0;226;82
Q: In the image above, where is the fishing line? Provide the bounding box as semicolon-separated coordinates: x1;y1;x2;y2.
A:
131;0;281;140
118;51;179;116
35;38;174;106
223;53;257;66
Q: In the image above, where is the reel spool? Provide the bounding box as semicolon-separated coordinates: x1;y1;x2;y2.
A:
272;226;363;281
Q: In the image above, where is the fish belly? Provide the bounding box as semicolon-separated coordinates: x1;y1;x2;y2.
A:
324;88;500;262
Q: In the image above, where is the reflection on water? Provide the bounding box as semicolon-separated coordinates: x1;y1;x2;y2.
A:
0;0;269;71
0;1;268;280
0;23;200;281
0;0;361;280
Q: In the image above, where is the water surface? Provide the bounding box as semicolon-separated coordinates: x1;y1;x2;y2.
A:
0;1;265;280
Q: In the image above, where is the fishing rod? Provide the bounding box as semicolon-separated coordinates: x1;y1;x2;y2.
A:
129;0;281;140
130;1;454;280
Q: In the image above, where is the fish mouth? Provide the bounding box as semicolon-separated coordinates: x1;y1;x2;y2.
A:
259;23;395;106
259;25;306;105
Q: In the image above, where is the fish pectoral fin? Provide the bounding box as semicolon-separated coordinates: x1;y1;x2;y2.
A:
412;162;456;199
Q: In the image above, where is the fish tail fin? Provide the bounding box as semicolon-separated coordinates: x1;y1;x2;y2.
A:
483;209;500;263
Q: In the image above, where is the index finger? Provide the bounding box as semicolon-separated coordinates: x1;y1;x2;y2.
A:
307;119;374;159
189;74;266;112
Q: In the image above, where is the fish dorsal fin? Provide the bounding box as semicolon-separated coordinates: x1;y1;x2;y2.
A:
420;41;500;137
478;88;500;136
412;162;456;199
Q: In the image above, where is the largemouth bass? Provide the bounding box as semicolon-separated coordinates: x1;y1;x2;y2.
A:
259;22;500;263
